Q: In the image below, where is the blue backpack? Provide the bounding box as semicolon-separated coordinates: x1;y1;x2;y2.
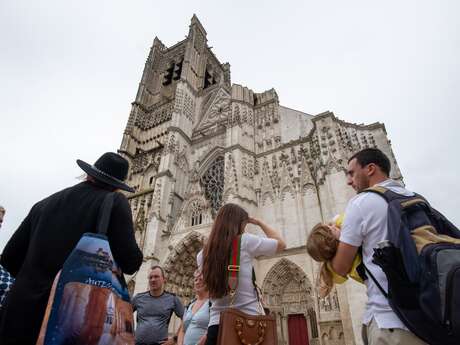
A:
363;186;460;345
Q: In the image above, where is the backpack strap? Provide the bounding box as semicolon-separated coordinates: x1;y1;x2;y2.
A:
362;184;430;283
362;265;388;298
363;185;430;210
227;235;242;304
97;193;115;235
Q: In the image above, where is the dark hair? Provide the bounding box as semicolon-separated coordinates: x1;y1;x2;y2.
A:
202;203;249;298
150;265;165;278
348;148;391;176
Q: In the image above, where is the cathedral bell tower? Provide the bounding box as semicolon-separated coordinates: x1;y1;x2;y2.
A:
119;15;232;294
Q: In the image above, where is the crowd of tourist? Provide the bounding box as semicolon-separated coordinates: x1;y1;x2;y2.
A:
0;148;458;345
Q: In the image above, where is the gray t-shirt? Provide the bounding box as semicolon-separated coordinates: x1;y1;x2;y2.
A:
132;291;184;344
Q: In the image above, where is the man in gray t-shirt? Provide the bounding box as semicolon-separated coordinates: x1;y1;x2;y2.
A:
133;266;184;345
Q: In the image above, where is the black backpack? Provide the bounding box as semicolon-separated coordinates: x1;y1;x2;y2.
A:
363;186;460;345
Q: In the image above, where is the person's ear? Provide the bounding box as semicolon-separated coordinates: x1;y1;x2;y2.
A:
367;163;377;176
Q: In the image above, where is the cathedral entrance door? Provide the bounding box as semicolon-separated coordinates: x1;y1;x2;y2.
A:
288;314;309;345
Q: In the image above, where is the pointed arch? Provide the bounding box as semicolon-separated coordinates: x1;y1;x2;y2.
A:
262;258;313;303
198;146;225;176
171;181;213;235
262;258;318;344
280;185;295;200
261;191;275;206
163;231;205;303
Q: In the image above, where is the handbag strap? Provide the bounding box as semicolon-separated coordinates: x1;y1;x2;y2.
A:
227;236;264;313
97;193;115;236
228;235;242;304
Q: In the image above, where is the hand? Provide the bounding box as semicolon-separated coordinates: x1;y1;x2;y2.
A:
197;335;207;345
247;217;260;226
160;338;175;345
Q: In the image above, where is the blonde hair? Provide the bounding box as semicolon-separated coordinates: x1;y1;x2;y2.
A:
306;223;339;297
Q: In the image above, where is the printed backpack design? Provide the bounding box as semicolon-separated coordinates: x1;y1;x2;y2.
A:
364;186;460;345
36;193;135;345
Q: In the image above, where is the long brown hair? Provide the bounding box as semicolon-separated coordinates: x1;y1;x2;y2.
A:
202;203;249;298
306;223;339;297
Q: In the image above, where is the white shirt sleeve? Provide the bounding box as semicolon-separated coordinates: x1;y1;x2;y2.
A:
340;198;365;247
243;233;278;257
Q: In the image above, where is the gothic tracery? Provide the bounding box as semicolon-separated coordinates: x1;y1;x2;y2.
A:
262;259;318;344
200;156;224;213
120;16;403;345
163;232;204;304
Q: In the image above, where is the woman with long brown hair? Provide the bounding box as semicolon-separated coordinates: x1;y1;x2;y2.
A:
197;203;286;345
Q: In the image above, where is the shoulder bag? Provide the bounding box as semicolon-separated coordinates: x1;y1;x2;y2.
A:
216;235;277;345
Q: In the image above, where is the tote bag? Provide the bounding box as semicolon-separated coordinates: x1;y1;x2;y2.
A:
36;193;135;345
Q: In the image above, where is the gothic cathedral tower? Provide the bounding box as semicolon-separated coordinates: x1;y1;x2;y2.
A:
119;15;402;345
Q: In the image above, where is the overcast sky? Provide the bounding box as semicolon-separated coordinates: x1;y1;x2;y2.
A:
1;0;459;250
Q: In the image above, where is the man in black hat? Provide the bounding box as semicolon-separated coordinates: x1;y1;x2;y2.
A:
0;152;143;345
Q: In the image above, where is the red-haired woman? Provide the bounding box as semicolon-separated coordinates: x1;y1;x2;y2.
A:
197;203;286;345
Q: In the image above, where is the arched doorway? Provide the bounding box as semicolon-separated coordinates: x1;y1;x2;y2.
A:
163;232;204;305
262;258;319;345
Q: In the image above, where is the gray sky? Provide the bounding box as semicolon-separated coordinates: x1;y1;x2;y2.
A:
1;0;459;249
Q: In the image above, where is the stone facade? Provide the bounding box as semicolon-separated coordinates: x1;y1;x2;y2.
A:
119;15;402;345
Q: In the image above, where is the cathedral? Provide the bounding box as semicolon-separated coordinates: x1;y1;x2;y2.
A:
119;15;402;345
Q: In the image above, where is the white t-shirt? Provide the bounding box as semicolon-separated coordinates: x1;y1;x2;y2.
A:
197;232;278;326
340;179;414;330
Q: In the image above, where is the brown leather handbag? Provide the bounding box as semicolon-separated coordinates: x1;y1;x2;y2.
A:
216;236;278;345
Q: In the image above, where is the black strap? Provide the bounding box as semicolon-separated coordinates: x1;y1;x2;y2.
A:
252;268;264;304
97;193;115;235
363;264;388;299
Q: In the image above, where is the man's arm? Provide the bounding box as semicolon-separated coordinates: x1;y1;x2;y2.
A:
160;321;183;345
330;242;359;277
131;294;138;313
174;295;185;319
332;197;364;276
176;323;185;345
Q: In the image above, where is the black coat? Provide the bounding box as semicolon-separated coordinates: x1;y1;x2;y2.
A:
0;181;143;344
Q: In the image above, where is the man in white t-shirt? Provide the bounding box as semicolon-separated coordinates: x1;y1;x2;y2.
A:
331;148;426;345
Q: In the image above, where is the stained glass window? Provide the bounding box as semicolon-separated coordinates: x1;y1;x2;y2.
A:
200;156;224;212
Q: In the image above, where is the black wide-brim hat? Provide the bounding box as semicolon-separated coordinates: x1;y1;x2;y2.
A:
77;152;135;193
